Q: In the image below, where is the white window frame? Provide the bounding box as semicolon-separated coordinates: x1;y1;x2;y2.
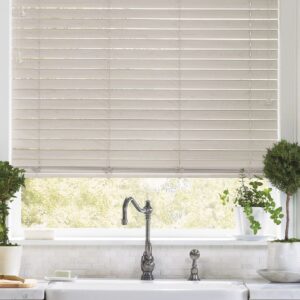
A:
279;0;300;239
2;0;299;242
0;0;16;238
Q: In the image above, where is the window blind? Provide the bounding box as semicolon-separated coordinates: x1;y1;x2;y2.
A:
12;0;278;176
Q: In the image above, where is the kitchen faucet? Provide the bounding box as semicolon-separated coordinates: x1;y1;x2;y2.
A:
122;197;155;280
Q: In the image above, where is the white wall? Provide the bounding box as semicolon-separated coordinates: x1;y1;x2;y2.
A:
280;0;298;142
281;0;300;238
0;0;10;161
20;244;267;280
296;0;300;238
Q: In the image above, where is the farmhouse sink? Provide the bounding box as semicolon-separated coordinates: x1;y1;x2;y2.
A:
46;279;248;300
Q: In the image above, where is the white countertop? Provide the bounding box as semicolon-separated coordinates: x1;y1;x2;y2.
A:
1;279;300;300
246;281;300;299
0;282;47;300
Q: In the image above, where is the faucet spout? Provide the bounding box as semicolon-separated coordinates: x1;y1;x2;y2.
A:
122;197;146;225
121;197;132;225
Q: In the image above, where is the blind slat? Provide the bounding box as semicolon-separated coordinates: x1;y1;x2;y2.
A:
14;29;278;40
13;0;278;9
13;19;278;30
14;39;277;50
13;89;277;100
13;119;277;130
13;49;278;60
12;139;275;151
12;9;278;21
12;99;277;110
13;129;277;141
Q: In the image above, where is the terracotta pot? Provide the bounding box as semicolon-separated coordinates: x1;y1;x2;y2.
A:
0;245;22;275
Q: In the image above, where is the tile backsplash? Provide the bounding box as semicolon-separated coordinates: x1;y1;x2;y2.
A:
20;244;267;280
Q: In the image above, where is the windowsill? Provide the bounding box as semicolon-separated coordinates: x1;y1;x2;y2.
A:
11;237;269;246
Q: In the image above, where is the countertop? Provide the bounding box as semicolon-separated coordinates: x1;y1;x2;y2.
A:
1;279;300;300
0;281;47;300
246;280;300;299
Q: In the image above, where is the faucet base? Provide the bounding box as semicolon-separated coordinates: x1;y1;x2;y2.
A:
188;274;200;281
141;251;155;281
141;272;154;281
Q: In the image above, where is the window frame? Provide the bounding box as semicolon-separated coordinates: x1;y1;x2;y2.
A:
11;177;240;239
2;0;299;241
279;0;299;239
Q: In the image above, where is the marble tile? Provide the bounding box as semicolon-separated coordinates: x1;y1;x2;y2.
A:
20;245;267;280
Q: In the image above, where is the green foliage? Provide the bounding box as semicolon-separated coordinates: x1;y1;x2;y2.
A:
263;140;300;195
22;178;243;230
263;140;300;241
220;169;283;235
0;161;25;246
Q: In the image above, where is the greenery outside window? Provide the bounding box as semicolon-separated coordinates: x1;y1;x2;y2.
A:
20;177;274;237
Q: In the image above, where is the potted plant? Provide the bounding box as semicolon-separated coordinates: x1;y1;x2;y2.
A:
264;140;300;271
0;161;25;275
220;169;283;238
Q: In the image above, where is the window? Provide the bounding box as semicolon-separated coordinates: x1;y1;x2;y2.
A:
22;178;239;230
11;0;278;237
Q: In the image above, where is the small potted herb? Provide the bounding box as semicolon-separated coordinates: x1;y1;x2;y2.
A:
264;140;300;271
0;161;25;275
220;169;283;239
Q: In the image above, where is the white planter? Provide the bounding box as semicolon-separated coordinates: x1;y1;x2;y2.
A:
0;245;22;275
236;206;267;236
268;241;300;271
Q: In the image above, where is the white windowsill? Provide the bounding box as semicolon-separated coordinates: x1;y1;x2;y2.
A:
11;237;269;246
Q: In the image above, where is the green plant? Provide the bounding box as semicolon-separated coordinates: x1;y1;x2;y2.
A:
220;169;283;234
0;161;25;246
264;140;300;241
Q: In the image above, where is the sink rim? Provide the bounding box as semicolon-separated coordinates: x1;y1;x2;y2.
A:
47;279;247;291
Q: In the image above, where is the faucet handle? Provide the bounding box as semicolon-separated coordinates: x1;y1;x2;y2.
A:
190;249;200;261
188;249;200;281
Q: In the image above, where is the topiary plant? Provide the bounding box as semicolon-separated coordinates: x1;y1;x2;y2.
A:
0;161;25;246
263;140;300;241
220;169;283;234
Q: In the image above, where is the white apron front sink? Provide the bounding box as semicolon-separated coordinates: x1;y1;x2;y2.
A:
46;279;248;300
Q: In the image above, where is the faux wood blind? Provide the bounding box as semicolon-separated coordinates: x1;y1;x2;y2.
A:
12;0;278;176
